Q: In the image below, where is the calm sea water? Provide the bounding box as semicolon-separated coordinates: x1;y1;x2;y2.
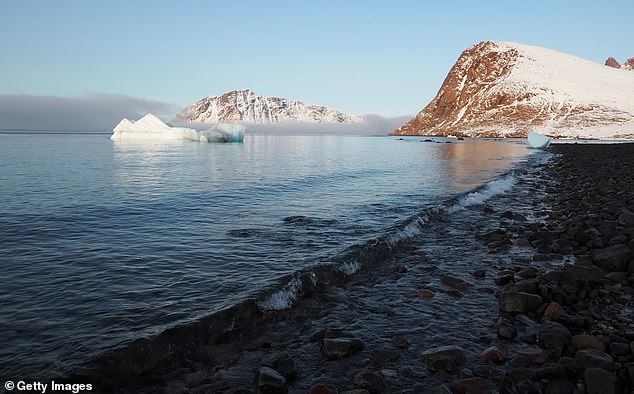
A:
0;133;531;379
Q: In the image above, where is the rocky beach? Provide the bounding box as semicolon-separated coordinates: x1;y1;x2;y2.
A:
69;142;634;393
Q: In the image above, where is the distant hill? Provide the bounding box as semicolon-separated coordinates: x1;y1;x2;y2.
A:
173;89;362;124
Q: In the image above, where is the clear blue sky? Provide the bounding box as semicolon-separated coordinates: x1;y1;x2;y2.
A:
0;0;632;118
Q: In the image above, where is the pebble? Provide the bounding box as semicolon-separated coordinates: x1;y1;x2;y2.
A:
482;346;505;364
256;366;286;394
321;338;365;359
574;349;614;371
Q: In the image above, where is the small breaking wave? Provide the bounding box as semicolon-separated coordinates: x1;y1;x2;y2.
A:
255;172;520;311
444;173;516;214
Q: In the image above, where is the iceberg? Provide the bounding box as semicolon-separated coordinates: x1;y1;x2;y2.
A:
110;113;245;143
198;124;246;143
527;132;551;149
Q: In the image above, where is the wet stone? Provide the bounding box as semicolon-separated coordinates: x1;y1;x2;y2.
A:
508;367;536;382
517;266;538;279
450;377;490;394
536;362;566;379
184;371;208;387
440;275;471;290
390;334;410;349
574;349;614;371
351;370;386;393
500;291;543;313
516;380;539;394
508;355;530;368
584;367;617;394
261;353;299;381
482;346;505;364
592;244;632;272
422;345;467;372
497;321;518;339
561;265;603;286
307;384;337;394
495;274;515;286
556;313;586;328
164;380;188;394
543;379;575;394
516;347;548;364
430;384;452;394
321;338;365;359
472;268;486;278
369;348;399;362
256;366;286;394
543;301;565;318
539;320;571;357
609;342;630;357
569;334;606;352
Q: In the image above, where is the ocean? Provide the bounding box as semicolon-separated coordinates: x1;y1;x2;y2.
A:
0;132;535;379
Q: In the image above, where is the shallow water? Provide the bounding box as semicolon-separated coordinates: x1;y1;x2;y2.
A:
0;133;531;379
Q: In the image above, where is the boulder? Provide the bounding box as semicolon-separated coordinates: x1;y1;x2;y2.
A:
307;384;337;394
421;345;467;372
351;370;386;393
500;291;542;313
574;349;614;371
593;244;632;272
482;346;505;364
256;366;286;394
450;377;490;394
569;335;606;352
561;265;603;286
539;320;571;357
497;321;517;339
543;301;565;318
584;367;617;394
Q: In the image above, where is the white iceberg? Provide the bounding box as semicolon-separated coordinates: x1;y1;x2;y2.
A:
527;131;551;149
110;113;245;143
198;124;245;143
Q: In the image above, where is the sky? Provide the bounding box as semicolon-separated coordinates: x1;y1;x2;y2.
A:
0;0;632;130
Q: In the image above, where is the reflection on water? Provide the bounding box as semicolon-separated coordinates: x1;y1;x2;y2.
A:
437;138;530;189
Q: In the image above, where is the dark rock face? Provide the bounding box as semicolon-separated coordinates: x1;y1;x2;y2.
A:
605;57;621;68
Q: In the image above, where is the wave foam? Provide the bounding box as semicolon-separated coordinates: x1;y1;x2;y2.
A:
256;272;316;311
445;174;516;214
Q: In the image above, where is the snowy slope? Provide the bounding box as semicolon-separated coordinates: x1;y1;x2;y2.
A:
393;41;634;139
173;89;362;124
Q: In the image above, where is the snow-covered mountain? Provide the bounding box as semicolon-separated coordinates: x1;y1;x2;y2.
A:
173;89;362;124
392;41;634;139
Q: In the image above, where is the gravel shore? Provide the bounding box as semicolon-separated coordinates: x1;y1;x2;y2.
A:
71;143;634;393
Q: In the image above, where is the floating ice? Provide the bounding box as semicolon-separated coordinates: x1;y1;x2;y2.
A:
110;113;245;143
527;132;551;149
198;124;246;143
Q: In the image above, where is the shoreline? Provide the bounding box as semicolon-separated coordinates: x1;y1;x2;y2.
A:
68;143;634;393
